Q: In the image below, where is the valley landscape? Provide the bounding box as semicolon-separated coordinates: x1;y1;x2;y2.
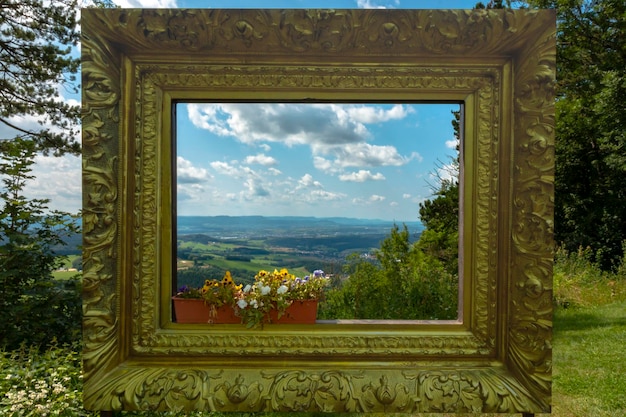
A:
175;215;423;287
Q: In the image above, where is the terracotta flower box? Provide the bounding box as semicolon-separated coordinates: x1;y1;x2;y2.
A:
172;297;240;324
268;299;318;324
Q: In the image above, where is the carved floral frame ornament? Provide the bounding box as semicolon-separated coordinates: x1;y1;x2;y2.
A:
81;8;555;414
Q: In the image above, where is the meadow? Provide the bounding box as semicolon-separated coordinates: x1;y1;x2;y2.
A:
2;247;625;416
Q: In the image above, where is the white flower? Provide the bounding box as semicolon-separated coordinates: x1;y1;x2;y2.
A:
250;299;259;309
277;285;288;294
243;284;252;293
237;299;248;309
260;284;271;295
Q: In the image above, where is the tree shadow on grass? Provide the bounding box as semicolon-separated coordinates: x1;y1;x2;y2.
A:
554;303;626;332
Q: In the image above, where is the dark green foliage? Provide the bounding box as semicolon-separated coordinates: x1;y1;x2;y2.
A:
177;266;255;289
318;226;458;321
0;139;80;349
526;0;626;269
418;179;459;275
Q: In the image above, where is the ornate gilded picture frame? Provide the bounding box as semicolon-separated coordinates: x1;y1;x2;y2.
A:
81;8;555;413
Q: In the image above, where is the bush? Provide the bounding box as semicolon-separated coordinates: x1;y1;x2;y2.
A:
554;245;626;308
0;343;94;417
0;278;82;350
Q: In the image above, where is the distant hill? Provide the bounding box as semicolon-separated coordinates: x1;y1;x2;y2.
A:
177;215;424;239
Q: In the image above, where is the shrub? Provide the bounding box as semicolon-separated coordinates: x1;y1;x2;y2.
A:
0;343;94;417
554;245;626;308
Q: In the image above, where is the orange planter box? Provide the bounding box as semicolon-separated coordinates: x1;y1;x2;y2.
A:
269;300;319;324
172;297;240;324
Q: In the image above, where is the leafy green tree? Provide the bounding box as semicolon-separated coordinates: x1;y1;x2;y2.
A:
0;139;81;349
526;0;626;269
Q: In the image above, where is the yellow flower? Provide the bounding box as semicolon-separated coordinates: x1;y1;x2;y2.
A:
222;271;234;285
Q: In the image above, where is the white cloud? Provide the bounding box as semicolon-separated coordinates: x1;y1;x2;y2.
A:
310;189;345;201
113;0;177;7
338;170;385;182
356;0;388;8
369;194;386;202
242;178;270;199
177;182;205;202
186;103;413;151
445;138;459;149
1;85;82;214
402;193;411;199
297;173;322;189
345;104;412;124
210;161;240;177
24;154;82;213
244;153;277;166
177;156;210;183
320;142;415;168
312;157;336;173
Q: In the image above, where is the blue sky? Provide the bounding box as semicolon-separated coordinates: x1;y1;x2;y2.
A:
11;0;479;217
177;102;460;221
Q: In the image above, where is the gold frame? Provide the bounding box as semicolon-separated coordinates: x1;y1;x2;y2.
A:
81;8;555;413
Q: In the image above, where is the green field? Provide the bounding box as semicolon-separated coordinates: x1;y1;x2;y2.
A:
52;255;81;280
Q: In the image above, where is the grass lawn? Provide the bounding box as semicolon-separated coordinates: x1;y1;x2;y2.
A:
549;301;626;417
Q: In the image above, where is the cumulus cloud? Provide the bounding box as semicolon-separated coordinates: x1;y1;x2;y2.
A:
344;104;412;124
445;138;459;149
25;154;82;213
369;194;386;202
244;153;277;166
188;103;376;147
210;161;240;177
242;178;270;199
113;0;177;7
177;156;210;184
318;142;418;168
356;0;387;9
338;170;385;182
177;183;205;202
297;173;322;189
186;102;414;154
310;189;345;201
